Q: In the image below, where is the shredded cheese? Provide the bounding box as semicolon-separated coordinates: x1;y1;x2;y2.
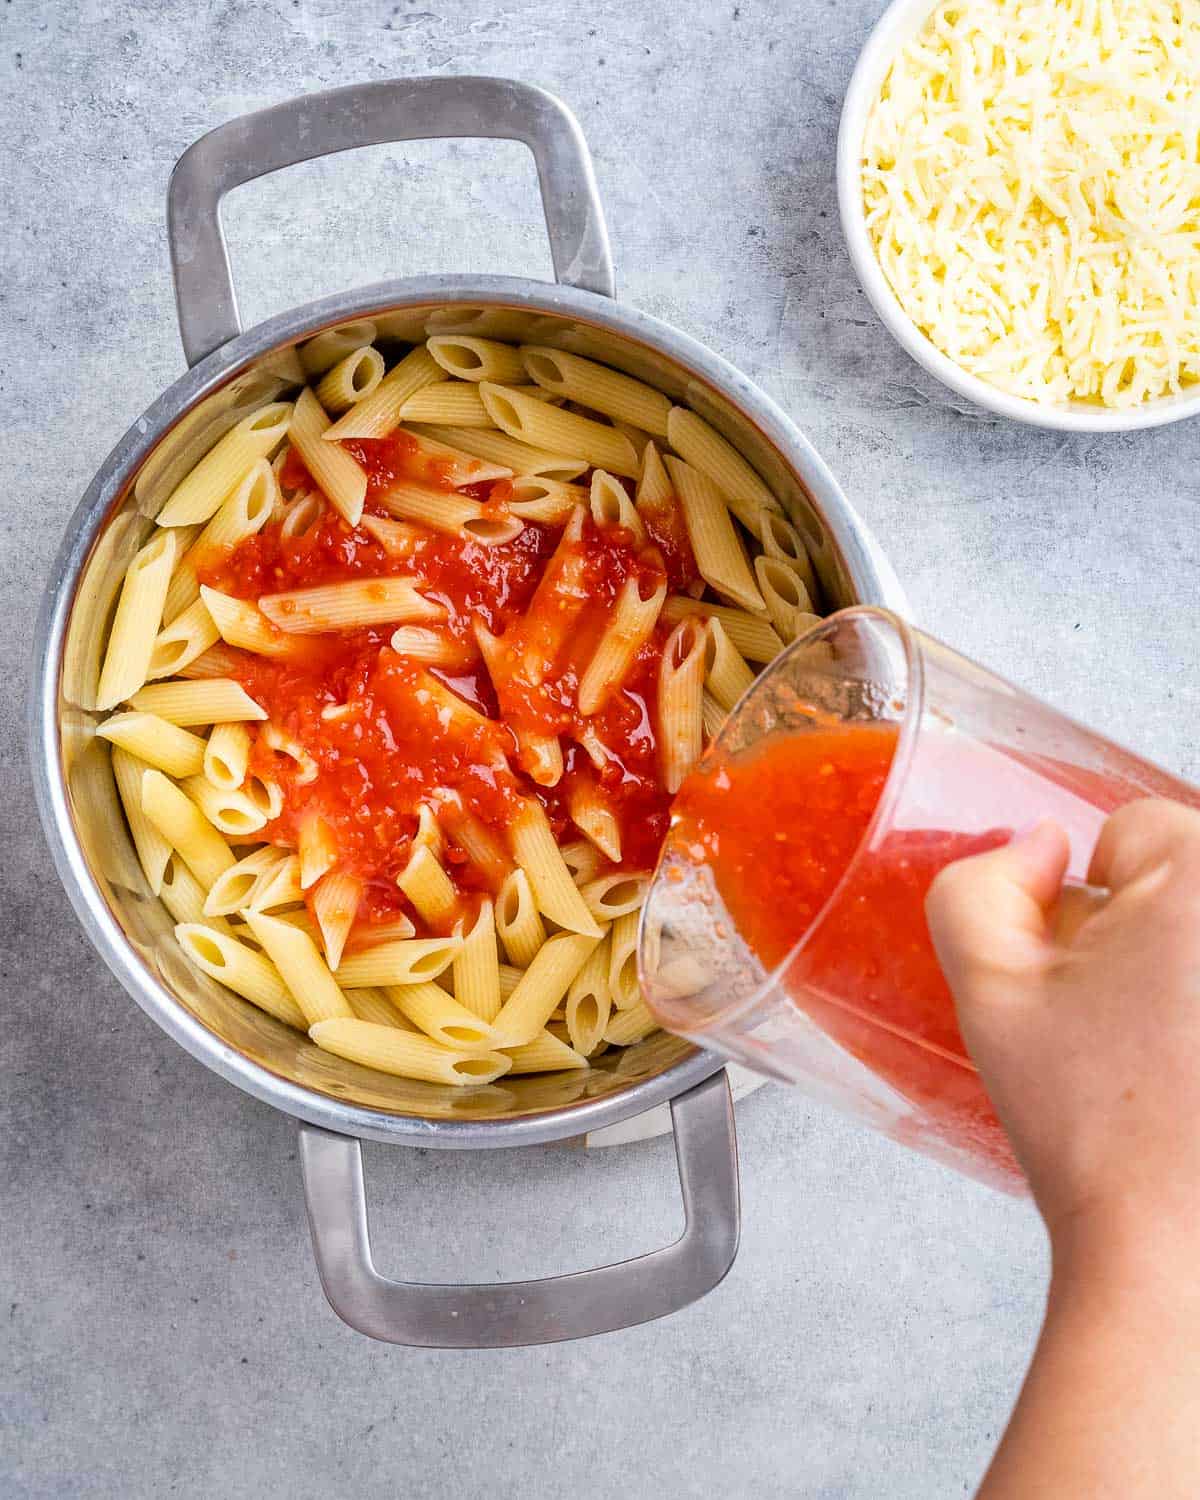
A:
862;0;1200;407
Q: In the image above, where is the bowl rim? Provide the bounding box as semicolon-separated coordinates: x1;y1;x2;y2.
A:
836;0;1200;434
31;272;906;1148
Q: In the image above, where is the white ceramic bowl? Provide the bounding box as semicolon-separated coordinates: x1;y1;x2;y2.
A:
836;0;1200;433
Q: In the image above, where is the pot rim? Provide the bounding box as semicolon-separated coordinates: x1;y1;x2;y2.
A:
31;272;904;1147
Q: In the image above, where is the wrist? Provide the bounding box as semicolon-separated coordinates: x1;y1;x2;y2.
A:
1047;1194;1200;1314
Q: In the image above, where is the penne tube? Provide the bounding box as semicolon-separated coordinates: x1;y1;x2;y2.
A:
396;845;459;930
608;910;642;1010
382;979;500;1049
704;616;756;712
498;962;523;1000
427;335;527;385
343;913;418;951
504;475;588;526
311;870;364;970
665;456;764;613
576;571;665;714
289;386;368;526
479;383;638;478
202;846;286;917
359;513;425;558
661;595;783;664
658;618;707;794
163;460;278;623
249;853;304;911
611;418;652;459
377;478;522;545
111;746;172;893
474;621;563;786
636;440;674;508
753;556;820;642
495;868;547;968
279;492;324;539
759;510;818;597
129;678;266;726
297;814;337;890
412;801;446;862
309;1018;511;1086
518;507;588;686
509;798;603;937
175;922;308;1029
203;721;251;790
666;405;781;519
335;936;462;988
177;642;252;681
560;838;604;887
393;427;512;487
314;345;385;413
580;872;649;923
520;345;672;436
323;345;446;441
140;769;236;889
299;321;379;377
159;853;238;936
502;1030;588;1073
95;529;178;710
438;795;513;891
491;932;601;1046
566;778;621;863
241;909;353;1025
157;402;293;526
260;723;318;785
702;691;727;740
345;986;417;1030
389;626;476;668
589;469;646;543
97;712;206;780
180;775;268;838
398;381;491;427
452;900;502;1023
258;577;441;634
148;597;221;678
603;999;658;1046
565;934;612;1057
407;422;587;481
200;586;301;660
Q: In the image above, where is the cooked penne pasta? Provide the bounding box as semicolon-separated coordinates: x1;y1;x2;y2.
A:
452;899;502;1023
345;986;417;1029
203;721;251;790
148;598;221;679
396;844;459;929
311;870;364;970
589;469;647;543
635;439;674;509
202;846;285;917
359;513;425;557
177;642;252;681
156;402;292;526
382;980;499;1049
200;586;300;660
611;418;652;460
754;556;820;642
509;798;603;938
159;854;238;936
566;777;622;863
603;999;658;1046
520;345;672;436
297;814;337;890
97;712;206;780
491;932;601;1046
577;571;665;714
704;616;755;712
580;871;649;923
308;1018;511;1086
407;422;588;481
389;625;476;667
608;910;642;1011
658;618;707;794
474;621;563;787
759;510;818;597
314;345;386;413
289;387;368;527
299;321;379;377
479;383;639;478
398;381;491;427
393;427;513;487
565;935;612;1057
438;796;513;891
95;529;178;711
666;405;781;521
241;909;353;1025
140;769;236;889
504;475;587;525
665;456;764;613
129;678;266;726
111;746;173;893
258;577;441;634
376;479;522;545
260;723;318;785
175;923;308;1028
428;335;527;385
560;838;604;887
495;868;548;969
498;963;523;1000
181;774;268;838
702;691;727;740
334;936;461;988
323;345;445;442
661;595;783;663
502;1031;588;1072
164;460;279;623
249;852;304;911
343;913;418;951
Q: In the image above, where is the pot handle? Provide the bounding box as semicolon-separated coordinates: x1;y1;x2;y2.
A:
297;1070;740;1347
167;76;615;367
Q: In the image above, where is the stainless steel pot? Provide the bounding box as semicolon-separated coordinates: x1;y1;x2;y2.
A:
30;77;906;1348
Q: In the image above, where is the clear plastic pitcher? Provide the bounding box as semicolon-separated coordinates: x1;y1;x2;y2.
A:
639;607;1200;1191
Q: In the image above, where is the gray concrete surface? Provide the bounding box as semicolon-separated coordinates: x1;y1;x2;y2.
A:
2;1;1196;1496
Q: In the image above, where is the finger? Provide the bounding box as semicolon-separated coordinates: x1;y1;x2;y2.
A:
925;820;1071;995
1087;798;1200;892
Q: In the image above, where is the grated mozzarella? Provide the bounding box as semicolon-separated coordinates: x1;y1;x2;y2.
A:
862;0;1200;407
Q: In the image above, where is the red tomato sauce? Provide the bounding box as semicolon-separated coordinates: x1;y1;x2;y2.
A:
671;722;1020;1183
197;454;680;929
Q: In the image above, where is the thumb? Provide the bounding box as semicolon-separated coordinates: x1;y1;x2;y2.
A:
925;820;1071;1002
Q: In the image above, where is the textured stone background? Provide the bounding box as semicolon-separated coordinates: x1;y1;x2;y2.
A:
3;2;1196;1496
